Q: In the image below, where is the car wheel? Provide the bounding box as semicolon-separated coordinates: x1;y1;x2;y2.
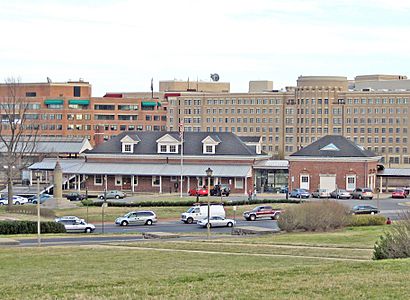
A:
359;195;362;200
337;195;340;199
99;196;104;200
115;195;120;199
85;228;92;233
76;197;79;201
15;201;20;205
226;193;230;197
0;202;3;206
32;200;37;205
370;212;375;215
187;217;194;224
146;219;153;226
227;222;233;227
121;221;128;226
249;214;256;221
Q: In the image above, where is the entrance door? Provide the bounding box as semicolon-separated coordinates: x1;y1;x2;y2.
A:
320;174;336;191
300;175;310;190
346;175;356;191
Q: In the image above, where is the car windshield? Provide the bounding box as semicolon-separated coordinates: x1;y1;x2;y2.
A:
186;207;195;213
394;190;404;192
339;189;347;193
364;188;372;192
124;212;133;218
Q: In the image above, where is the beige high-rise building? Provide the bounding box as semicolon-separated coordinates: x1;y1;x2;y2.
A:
165;74;410;166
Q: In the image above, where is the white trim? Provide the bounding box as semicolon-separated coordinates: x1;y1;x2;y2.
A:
115;175;122;186
287;156;381;162
94;174;103;185
300;174;310;190
133;175;138;186
152;176;160;186
122;143;133;153
83;153;270;161
346;175;356;191
235;177;244;189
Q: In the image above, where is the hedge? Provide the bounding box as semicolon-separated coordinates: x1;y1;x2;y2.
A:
5;206;56;218
81;198;302;207
349;215;386;226
0;221;66;235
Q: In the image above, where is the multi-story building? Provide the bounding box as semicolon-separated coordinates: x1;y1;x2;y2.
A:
0;80;168;145
165;75;410;166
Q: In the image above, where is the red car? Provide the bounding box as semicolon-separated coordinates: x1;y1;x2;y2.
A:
188;188;208;197
392;189;407;198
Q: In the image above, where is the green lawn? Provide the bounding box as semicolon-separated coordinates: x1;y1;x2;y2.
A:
0;226;409;299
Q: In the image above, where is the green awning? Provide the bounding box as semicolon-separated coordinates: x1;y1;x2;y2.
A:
141;101;157;107
69;99;90;105
44;99;64;105
157;102;162;106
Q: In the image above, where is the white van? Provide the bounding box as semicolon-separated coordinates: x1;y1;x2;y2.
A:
181;203;225;224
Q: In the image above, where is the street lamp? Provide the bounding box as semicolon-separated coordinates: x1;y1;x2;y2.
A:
205;167;213;240
34;169;42;247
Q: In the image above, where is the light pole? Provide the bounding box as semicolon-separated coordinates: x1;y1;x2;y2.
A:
34;169;42;247
206;167;213;240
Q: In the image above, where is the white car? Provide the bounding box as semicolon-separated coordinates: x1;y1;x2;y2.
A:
0;195;29;205
56;218;95;233
55;216;84;223
197;216;235;228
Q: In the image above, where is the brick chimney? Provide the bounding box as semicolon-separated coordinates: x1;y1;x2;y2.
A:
94;125;105;146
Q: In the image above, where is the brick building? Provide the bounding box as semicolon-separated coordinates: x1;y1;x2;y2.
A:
29;132;270;195
287;135;380;192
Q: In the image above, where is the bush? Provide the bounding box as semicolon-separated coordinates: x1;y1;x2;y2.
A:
0;221;66;235
349;215;386;226
81;198;301;207
373;212;410;260
277;200;351;232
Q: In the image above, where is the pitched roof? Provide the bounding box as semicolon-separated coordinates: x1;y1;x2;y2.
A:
239;136;261;143
87;131;261;156
290;135;377;158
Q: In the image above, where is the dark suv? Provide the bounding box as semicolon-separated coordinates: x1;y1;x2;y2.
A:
210;184;231;197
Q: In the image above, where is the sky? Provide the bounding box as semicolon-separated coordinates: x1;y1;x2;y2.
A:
1;0;410;96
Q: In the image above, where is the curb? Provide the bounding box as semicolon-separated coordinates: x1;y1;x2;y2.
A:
0;238;20;246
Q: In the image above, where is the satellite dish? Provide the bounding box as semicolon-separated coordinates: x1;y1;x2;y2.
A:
210;73;220;82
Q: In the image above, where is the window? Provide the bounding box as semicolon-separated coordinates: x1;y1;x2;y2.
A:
123;144;132;153
115;176;122;186
235;177;243;189
169;145;176;153
73;86;81;97
26;92;36;97
206;145;213;153
94;175;103;185
133;176;138;186
160;145;167;152
152;176;160;186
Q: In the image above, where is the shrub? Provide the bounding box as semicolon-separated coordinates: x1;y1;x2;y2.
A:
373;212;410;260
277;200;351;232
81;198;301;207
349;215;386;226
0;221;66;235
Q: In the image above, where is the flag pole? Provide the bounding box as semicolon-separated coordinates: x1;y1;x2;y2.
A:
179;123;184;198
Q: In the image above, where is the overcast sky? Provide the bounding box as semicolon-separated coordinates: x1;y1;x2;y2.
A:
1;0;410;96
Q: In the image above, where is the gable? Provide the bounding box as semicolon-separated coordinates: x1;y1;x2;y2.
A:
156;134;180;144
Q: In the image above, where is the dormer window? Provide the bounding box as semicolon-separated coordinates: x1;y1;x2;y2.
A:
156;133;180;154
201;135;220;154
160;145;167;152
170;145;177;153
205;145;214;153
122;143;133;153
120;134;140;153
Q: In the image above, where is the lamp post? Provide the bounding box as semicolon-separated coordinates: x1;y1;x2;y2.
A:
34;169;42;247
205;167;213;240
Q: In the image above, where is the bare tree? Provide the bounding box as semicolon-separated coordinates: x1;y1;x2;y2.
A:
0;78;39;208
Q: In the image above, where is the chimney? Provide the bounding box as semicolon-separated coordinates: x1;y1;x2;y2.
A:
94;125;105;146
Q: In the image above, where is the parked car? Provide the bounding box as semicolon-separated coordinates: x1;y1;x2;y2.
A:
188;188;208;197
312;189;330;198
181;203;225;224
210;184;231;197
55;216;84;223
98;190;126;200
66;192;86;201
243;205;281;221
0;195;29;205
280;186;289;194
392;189;407;199
289;188;311;198
351;188;373;200
29;194;53;204
56;219;95;233
351;205;379;215
115;211;157;226
197;216;235;228
330;189;352;199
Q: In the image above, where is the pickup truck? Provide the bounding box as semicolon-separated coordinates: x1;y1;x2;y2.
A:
243;205;281;221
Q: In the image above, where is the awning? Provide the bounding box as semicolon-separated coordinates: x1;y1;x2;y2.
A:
141;101;157;107
44;99;64;105
29;159;252;177
69;99;90;105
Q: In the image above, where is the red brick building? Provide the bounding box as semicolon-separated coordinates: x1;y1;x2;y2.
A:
30;132;270;195
287;135;380;192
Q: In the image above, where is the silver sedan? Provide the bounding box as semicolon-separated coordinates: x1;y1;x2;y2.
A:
197;216;236;228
